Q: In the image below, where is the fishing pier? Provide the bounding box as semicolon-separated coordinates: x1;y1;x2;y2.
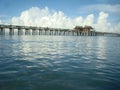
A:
0;24;119;36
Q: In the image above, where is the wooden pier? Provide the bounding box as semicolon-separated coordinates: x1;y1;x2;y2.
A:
0;24;119;36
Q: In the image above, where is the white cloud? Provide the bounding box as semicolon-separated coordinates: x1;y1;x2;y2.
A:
95;12;110;32
12;7;73;28
95;12;120;33
12;7;96;29
0;6;119;33
83;14;94;26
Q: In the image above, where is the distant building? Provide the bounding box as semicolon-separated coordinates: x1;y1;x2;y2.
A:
74;26;93;32
74;25;95;36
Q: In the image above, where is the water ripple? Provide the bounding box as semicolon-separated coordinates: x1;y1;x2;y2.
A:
0;36;120;90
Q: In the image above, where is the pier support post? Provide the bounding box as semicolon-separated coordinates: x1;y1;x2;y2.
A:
77;31;79;36
95;32;97;36
9;28;14;35
39;29;42;35
88;31;90;36
54;30;57;35
18;28;23;35
0;27;5;35
32;29;37;35
44;30;47;35
79;31;82;36
50;30;52;35
86;31;89;36
91;31;95;36
25;28;30;35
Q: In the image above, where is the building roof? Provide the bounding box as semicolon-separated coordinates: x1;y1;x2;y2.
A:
74;26;83;29
83;26;93;29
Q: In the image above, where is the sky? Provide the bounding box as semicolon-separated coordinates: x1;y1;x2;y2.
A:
0;0;120;33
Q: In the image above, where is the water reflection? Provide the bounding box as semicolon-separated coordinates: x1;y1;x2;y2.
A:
96;37;107;60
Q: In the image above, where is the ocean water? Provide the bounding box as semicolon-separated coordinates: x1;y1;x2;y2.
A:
0;35;120;90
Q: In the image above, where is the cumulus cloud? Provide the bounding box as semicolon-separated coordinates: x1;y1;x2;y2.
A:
95;12;120;33
12;7;95;29
83;14;94;26
12;7;72;28
95;12;110;32
2;6;119;33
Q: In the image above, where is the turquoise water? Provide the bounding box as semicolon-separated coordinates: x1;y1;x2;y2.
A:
0;35;120;90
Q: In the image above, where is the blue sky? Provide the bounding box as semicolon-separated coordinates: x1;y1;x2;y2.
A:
0;0;120;32
0;0;119;17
